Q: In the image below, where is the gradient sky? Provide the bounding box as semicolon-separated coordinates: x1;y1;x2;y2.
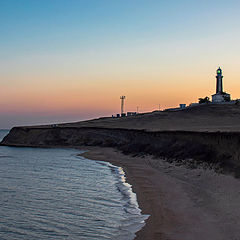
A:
1;0;240;128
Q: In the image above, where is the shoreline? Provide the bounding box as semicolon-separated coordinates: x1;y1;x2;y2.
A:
79;147;160;240
80;146;240;240
97;160;149;240
2;140;240;239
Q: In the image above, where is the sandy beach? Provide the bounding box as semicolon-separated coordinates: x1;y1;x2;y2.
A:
81;147;240;240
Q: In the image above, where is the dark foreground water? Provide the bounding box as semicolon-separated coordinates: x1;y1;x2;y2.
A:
0;130;148;240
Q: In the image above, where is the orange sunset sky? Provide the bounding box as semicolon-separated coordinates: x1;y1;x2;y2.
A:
1;1;240;128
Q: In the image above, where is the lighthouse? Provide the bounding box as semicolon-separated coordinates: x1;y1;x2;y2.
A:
216;67;223;93
212;67;231;103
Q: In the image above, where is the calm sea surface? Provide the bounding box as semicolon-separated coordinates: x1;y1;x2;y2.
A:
0;130;148;240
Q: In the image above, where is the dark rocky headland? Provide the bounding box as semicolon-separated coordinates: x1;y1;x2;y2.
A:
2;104;240;177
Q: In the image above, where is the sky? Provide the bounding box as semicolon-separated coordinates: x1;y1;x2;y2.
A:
1;0;240;128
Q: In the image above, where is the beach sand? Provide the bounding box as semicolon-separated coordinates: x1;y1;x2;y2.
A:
81;147;240;240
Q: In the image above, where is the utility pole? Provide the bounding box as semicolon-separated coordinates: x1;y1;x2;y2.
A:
137;106;139;113
120;96;126;115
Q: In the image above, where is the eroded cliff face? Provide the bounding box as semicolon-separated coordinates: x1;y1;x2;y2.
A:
2;126;240;176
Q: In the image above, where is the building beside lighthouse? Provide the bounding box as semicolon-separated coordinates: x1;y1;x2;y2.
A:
212;67;231;103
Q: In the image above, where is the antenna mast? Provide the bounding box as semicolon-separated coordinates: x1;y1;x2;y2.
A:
120;96;126;115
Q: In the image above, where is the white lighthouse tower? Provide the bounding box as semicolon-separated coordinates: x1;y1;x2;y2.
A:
216;67;223;93
212;67;231;103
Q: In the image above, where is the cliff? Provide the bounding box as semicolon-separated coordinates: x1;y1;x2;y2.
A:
2;104;240;176
2;126;240;177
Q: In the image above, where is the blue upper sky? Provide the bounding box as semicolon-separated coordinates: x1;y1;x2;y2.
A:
1;0;239;56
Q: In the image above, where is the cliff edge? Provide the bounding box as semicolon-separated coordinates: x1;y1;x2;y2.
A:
2;104;240;177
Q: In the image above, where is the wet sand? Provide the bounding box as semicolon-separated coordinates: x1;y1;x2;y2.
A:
81;147;240;240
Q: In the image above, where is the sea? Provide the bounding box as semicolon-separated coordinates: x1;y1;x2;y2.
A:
0;130;148;240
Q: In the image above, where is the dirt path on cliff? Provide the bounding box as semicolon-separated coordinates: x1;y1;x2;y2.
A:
80;147;240;240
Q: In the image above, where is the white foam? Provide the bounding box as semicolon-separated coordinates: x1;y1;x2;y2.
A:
96;161;150;240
